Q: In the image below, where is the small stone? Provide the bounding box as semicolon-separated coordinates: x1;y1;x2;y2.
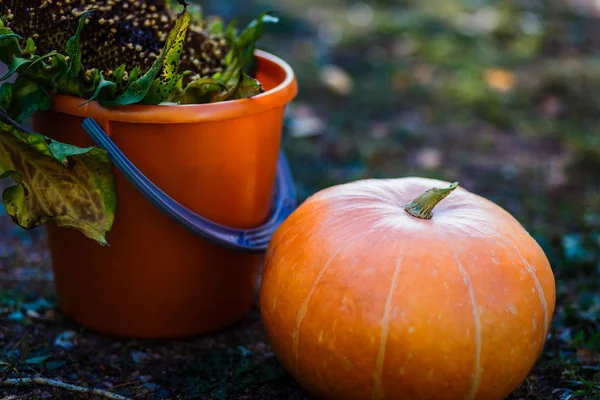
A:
416;148;442;170
54;330;77;350
319;64;354;95
25;309;40;318
131;350;150;365
7;310;24;322
144;383;159;391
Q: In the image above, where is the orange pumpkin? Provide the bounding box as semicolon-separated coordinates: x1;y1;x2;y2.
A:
260;177;556;400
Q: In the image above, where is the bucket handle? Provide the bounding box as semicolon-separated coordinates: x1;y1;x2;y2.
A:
81;118;297;253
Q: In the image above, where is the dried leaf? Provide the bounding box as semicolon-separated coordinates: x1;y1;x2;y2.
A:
484;67;516;92
0;110;116;245
143;10;192;104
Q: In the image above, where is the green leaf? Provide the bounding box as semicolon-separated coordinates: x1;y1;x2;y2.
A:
232;74;263;99
103;10;191;107
112;64;127;82
0;33;22;41
0;31;23;64
23;298;54;311
0;110;116;245
23;54;70;89
207;18;225;35
111;64;128;93
234;12;279;73
24;38;36;55
0;56;31;82
45;360;67;370
0;83;12;110
238;13;279;46
165;0;203;20
21;51;58;79
66;11;92;78
100;64;159;107
164;71;193;103
181;77;227;104
80;72;117;106
51;53;69;70
225;20;238;43
142;10;192;104
129;66;142;82
179;11;277;103
210;68;243;103
48;142;96;165
0;78;50;123
36;12;94;99
25;355;50;365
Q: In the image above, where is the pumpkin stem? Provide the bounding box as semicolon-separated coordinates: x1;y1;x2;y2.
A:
404;182;459;220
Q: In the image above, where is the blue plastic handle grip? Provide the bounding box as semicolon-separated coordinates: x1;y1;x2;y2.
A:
81;118;297;253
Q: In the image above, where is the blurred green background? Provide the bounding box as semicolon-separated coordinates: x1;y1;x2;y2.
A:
203;0;600;278
201;0;600;395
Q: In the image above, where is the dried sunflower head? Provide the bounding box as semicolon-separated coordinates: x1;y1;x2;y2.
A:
0;0;278;111
1;0;228;79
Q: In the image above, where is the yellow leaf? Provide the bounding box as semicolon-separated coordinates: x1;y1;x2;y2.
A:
484;68;516;92
0;110;115;245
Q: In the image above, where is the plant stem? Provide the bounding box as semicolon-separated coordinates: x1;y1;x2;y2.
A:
0;377;131;400
404;182;459;220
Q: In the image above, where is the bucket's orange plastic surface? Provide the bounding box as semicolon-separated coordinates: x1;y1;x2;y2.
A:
32;50;298;338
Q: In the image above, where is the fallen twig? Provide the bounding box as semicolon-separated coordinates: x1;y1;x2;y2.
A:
0;377;131;400
110;381;139;389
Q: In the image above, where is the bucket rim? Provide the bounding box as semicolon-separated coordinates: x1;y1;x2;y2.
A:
47;50;298;124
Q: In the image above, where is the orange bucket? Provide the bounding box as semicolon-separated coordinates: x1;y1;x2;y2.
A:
31;50;298;338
